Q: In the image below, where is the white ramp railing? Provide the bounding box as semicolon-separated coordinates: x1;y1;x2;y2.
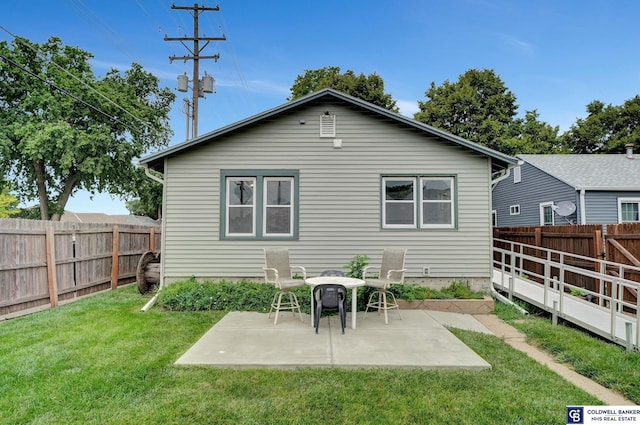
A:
493;238;639;352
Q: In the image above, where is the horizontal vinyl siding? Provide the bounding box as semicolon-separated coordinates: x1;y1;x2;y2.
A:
162;102;493;282
493;163;578;226
584;191;640;224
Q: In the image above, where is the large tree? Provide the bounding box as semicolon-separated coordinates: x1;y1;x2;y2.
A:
414;68;564;156
414;68;519;152
561;96;640;154
0;36;175;220
288;66;399;112
501;110;564;155
0;185;19;218
125;169;163;220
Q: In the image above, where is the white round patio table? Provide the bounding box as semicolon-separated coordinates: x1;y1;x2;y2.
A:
305;276;365;330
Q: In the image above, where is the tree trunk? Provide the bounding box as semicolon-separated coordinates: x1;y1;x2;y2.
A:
51;171;77;221
33;159;49;220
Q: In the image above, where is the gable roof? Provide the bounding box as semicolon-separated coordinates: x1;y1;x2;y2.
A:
518;154;640;191
139;88;516;173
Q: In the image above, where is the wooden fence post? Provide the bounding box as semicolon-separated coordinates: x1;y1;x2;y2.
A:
594;229;604;299
534;227;542;278
111;225;119;290
45;226;59;307
150;227;156;252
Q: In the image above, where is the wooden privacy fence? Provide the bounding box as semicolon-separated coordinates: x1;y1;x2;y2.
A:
0;219;161;318
494;223;639;303
494;224;604;290
605;223;640;303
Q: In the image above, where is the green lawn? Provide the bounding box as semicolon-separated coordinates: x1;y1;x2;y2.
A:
494;302;640;404
0;285;621;424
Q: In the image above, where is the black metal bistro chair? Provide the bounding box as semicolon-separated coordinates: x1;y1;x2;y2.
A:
312;284;347;334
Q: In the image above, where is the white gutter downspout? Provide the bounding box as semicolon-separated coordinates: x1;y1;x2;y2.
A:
579;189;586;224
136;161;165;312
491;284;529;315
491;159;523;189
143;165;165;185
489;166;529;315
489;160;530;316
491;167;511;188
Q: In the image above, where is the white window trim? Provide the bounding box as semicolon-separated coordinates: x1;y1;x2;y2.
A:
420;176;455;229
222;171;298;240
382;177;417;229
618;197;640;223
226;177;256;237
263;177;294;237
492;210;497;227
382;176;456;229
540;201;555;226
509;204;520;215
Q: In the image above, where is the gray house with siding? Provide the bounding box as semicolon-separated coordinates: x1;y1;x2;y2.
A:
139;89;516;290
492;153;640;227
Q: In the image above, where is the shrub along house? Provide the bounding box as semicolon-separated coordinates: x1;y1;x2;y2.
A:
139;89;516;290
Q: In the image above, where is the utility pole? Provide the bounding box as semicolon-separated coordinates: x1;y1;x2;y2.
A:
165;3;226;139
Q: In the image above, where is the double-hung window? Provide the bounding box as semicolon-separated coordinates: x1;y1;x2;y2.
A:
540;202;554;226
223;170;297;239
421;177;454;228
382;176;455;229
263;177;294;235
226;177;256;235
619;198;640;223
383;178;416;227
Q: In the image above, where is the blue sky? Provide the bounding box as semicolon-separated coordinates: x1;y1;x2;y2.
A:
3;0;640;215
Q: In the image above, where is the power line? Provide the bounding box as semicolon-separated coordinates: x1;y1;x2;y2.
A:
0;25;160;135
202;6;253;99
0;53;135;131
136;0;164;34
158;0;187;39
164;3;225;138
61;0;140;64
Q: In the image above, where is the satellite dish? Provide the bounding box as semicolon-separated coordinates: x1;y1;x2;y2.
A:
555;201;576;216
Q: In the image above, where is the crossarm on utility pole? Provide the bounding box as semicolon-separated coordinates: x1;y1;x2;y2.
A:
165;3;225;139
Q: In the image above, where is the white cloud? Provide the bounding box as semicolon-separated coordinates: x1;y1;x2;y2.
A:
243;79;290;96
500;34;535;56
396;99;420;118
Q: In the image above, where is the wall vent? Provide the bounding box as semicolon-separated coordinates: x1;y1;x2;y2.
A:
513;165;521;183
320;113;336;137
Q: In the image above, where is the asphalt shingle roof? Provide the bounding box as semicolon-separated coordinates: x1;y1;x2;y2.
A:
140;88;516;174
518;154;640;191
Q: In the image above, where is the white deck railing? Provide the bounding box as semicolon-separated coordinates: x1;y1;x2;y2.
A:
493;238;639;352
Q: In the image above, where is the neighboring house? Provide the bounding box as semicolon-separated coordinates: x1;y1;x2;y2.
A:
492;150;640;227
139;89;516;289
61;211;160;226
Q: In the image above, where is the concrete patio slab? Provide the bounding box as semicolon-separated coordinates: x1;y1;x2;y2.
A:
175;309;492;370
424;310;494;334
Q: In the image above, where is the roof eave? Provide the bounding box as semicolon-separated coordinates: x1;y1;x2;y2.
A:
576;187;640;192
140;88;517;173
